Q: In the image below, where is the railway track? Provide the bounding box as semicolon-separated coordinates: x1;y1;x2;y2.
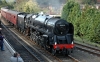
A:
68;55;80;62
2;22;47;62
75;42;100;57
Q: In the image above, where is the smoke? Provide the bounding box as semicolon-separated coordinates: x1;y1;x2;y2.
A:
36;0;66;14
36;0;66;7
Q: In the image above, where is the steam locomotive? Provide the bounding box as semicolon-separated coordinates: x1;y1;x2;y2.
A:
1;7;74;55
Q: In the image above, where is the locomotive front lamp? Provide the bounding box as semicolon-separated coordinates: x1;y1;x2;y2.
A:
71;42;73;44
55;42;57;45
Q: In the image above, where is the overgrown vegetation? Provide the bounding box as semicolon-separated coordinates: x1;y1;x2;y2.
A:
61;0;100;43
0;0;9;8
0;0;40;13
14;0;40;13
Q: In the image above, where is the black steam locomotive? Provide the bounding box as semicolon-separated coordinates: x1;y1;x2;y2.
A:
1;7;74;55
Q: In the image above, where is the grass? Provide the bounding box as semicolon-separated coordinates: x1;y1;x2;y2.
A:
74;36;100;48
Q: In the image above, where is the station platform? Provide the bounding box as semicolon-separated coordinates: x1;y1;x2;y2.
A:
0;39;15;62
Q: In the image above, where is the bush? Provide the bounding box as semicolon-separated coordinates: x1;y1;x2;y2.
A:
61;0;100;43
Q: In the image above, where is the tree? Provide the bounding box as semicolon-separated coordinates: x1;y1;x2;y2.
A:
82;6;100;42
0;0;8;8
61;0;81;36
13;0;40;13
1;0;7;4
62;1;100;43
23;0;40;13
14;0;27;11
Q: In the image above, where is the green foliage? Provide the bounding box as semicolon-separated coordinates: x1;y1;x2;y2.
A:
23;0;40;13
61;0;81;36
0;0;8;8
0;0;14;9
79;6;100;42
14;0;27;12
61;0;100;43
14;0;40;13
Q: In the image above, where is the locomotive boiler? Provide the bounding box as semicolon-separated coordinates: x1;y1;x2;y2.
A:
27;14;74;55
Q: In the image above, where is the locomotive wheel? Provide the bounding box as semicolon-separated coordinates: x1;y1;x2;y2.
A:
35;38;38;44
66;51;69;56
30;34;33;41
23;31;26;35
62;49;70;56
19;28;21;32
43;45;47;49
37;38;40;45
37;37;41;45
45;45;49;50
51;48;56;55
65;50;70;56
37;40;40;45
